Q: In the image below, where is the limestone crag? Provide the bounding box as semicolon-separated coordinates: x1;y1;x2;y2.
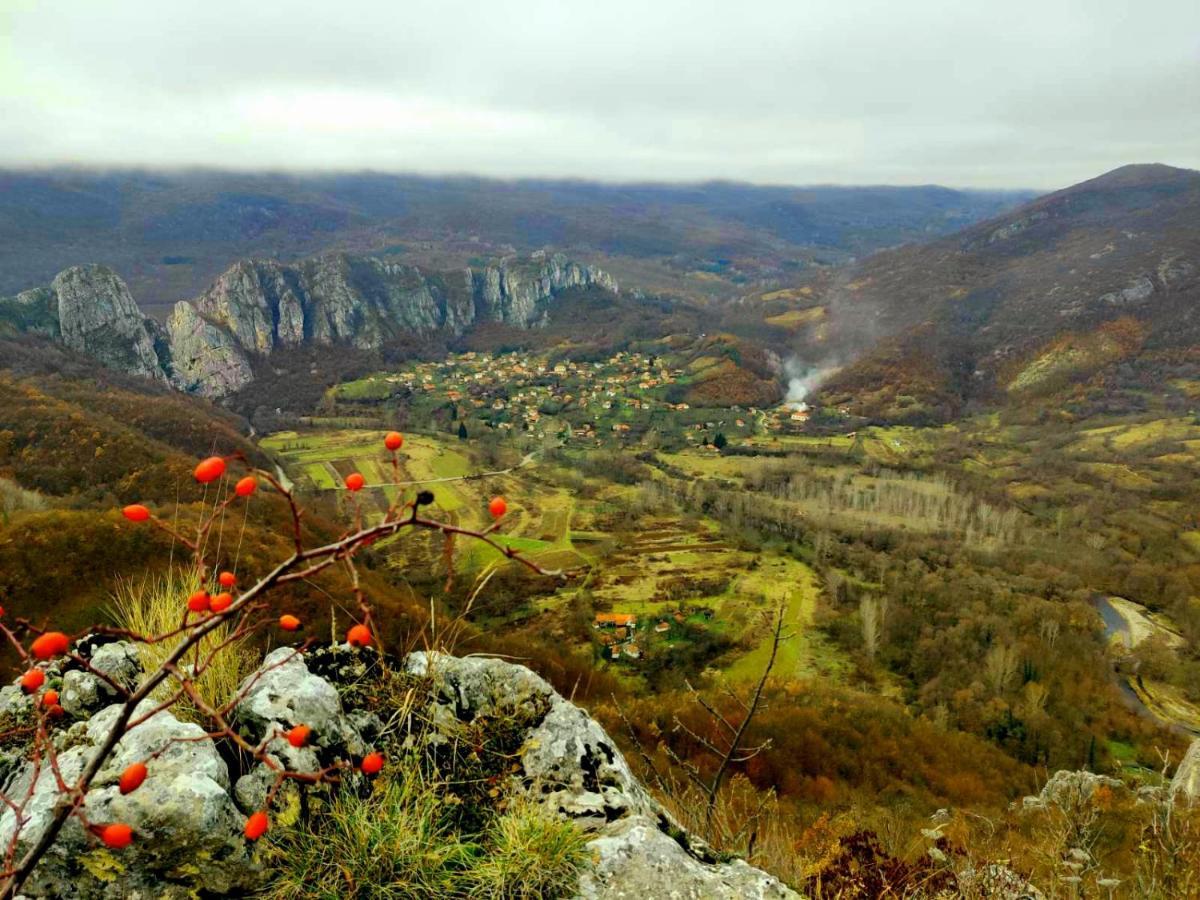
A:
405;652;798;899
164;300;255;397
195;252;615;357
0;266;168;382
0;252;617;398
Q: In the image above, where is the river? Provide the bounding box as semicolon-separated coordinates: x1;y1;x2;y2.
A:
1093;595;1199;736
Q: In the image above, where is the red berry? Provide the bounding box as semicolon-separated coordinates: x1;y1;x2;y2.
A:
47;704;65;719
384;431;404;451
278;614;301;632
286;724;312;748
244;811;269;841
344;472;365;492
235;476;258;497
0;605;5;617
210;592;233;613
218;571;236;588
101;823;133;849
488;496;507;519
122;504;151;522
31;632;70;660
20;669;45;693
194;456;227;484
119;762;148;795
346;624;372;648
361;751;384;775
187;590;211;613
42;690;59;708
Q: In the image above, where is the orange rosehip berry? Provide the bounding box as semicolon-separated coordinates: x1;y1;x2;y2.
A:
218;571;237;588
119;762;148;795
20;669;45;693
42;690;59;708
384;431;404;451
210;592;233;613
488;496;507;518
187;590;211;613
344;472;365;492
31;632;70;660
286;724;312;748
194;456;227;484
121;504;150;522
346;624;371;648
278;614;301;632
361;751;384;775
234;476;258;497
244;810;269;841
101;823;133;849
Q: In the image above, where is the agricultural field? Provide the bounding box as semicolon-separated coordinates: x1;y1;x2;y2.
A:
261;423;846;691
256;347;1200;804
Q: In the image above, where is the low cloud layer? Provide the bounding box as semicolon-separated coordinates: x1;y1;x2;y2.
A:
1;0;1196;188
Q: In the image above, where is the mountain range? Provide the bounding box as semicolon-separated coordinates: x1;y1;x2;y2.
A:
2;163;1197;422
0;169;1034;315
762;163;1200;419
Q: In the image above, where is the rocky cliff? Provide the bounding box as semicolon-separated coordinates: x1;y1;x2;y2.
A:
0;252;617;398
0;639;793;899
0;265;168;383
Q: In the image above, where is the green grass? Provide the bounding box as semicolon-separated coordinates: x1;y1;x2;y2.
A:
724;557;842;682
261;756;589;899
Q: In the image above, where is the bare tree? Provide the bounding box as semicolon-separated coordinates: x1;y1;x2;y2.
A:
669;602;792;833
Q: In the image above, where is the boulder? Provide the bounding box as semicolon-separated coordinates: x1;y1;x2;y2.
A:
0;700;255;898
1021;770;1123;812
576;814;796;899
956;863;1044;900
60;641;143;718
405;652;797;897
231;646;368;811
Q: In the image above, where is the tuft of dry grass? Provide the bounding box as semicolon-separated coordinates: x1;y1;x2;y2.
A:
108;569;259;724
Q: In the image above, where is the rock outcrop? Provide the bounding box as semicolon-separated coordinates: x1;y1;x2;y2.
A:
0;251;617;398
0;265;168;382
1171;738;1200;803
164;300;255;397
405;652;797;899
0;640;791;899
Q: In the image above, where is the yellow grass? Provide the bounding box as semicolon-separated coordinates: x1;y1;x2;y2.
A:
108;570;259;723
764;307;826;329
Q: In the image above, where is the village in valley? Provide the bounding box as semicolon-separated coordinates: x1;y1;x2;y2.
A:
326;348;817;449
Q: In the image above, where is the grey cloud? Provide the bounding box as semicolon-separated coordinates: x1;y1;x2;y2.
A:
0;0;1196;188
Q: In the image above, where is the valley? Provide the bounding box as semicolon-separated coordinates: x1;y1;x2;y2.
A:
0;162;1198;897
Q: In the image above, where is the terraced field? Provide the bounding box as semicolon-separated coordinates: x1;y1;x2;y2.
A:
262;426;842;687
262;428;583;576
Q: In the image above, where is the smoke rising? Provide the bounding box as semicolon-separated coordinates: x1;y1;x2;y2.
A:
784;357;840;408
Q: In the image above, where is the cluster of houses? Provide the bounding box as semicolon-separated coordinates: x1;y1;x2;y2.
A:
369;350;692;439
343;349;845;443
592;610;689;661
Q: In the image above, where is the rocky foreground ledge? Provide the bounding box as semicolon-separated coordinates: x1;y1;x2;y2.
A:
0;639;794;899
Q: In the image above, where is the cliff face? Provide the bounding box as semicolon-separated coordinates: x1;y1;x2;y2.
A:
0;252;617;398
0;265;168;383
195;251;616;354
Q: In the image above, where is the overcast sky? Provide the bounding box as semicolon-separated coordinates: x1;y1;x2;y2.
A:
1;0;1197;189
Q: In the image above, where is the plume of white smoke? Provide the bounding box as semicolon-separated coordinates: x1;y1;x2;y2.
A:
783;357;839;409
